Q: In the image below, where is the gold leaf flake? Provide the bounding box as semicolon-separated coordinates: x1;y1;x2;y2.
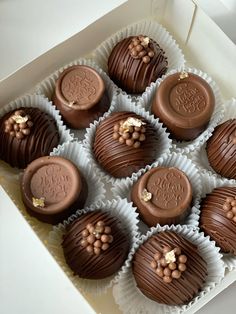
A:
165;250;176;264
142;37;150;46
141;189;152;202
178;71;189;80
122;117;146;129
12;115;29;124
68;101;76;107
32;197;45;208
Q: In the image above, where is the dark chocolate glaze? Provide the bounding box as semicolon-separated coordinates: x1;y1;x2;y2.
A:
108;36;168;94
93;112;158;178
62;211;130;279
0;107;59;169
200;187;236;254
206;119;236;179
132;231;207;305
53;65;110;129
21;156;88;224
131;167;192;227
152;72;215;141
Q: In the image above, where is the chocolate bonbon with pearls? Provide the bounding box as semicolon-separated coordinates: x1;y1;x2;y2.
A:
93;111;158;178
0;107;59;168
108;35;168;94
62;210;130;279
200;186;236;254
132;231;207;305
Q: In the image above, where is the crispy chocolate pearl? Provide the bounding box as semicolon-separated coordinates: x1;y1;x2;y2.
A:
108;35;168;94
200;187;236;254
0;107;60;168
93;111;158;178
206;120;236;179
132;231;207;305
62;211;130;279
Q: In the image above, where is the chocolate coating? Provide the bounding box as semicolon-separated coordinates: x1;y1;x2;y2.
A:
21;156;88;224
206;119;236;179
62;211;130;279
200;187;236;254
53;65;110;129
0;107;59;168
132;231;207;305
108;36;168;94
151;72;215;141
131;167;192;226
93;112;158;178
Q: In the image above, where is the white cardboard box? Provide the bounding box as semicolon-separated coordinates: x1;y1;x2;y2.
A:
1;0;236;313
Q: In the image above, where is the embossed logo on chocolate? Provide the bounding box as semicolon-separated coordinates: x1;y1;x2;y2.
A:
30;165;73;204
61;68;100;105
147;170;186;209
170;82;206;116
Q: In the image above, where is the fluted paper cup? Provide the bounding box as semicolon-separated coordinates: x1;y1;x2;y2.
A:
35;58;118;141
113;224;225;314
93;18;185;99
47;198;139;294
83;93;172;185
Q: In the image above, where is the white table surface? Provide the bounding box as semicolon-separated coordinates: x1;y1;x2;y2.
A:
1;1;236;313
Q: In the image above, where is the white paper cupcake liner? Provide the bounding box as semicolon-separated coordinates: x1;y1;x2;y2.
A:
83;93;172;185
112;152;201;233
113;224;225;314
93;18;185;99
47;198;139;295
0;93;73;146
139;67;224;154
196;172;236;271
35;58;118;141
192;98;236;177
50;141;106;207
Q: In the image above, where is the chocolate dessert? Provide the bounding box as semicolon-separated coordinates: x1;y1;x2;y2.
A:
62;210;130;279
132;231;207;305
151;72;215;141
108;35;168;94
131;167;192;226
53;65;110;129
21;156;88;224
0;108;59;168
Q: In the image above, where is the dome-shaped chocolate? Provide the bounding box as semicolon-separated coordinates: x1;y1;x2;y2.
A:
62;211;130;279
0;107;60;168
108;35;168;94
206;119;236;179
200;186;236;254
132;231;207;305
93;111;158;178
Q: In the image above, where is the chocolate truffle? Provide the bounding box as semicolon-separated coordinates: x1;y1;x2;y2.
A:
200;186;236;254
133;231;207;305
62;210;130;279
0;107;59;168
131;167;192;227
108;35;168;94
93;112;158;178
206;119;236;179
21;156;88;224
53;65;110;129
151;72;215;141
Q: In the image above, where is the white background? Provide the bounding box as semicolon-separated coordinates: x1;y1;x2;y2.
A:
1;0;236;313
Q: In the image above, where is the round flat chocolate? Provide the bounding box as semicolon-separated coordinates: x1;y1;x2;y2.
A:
62;210;130;279
206;119;236;179
132;231;207;305
151;72;215;141
200;186;236;254
53;65;110;129
108;35;168;94
93;111;158;178
131;167;192;226
21;156;88;224
0;107;59;168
